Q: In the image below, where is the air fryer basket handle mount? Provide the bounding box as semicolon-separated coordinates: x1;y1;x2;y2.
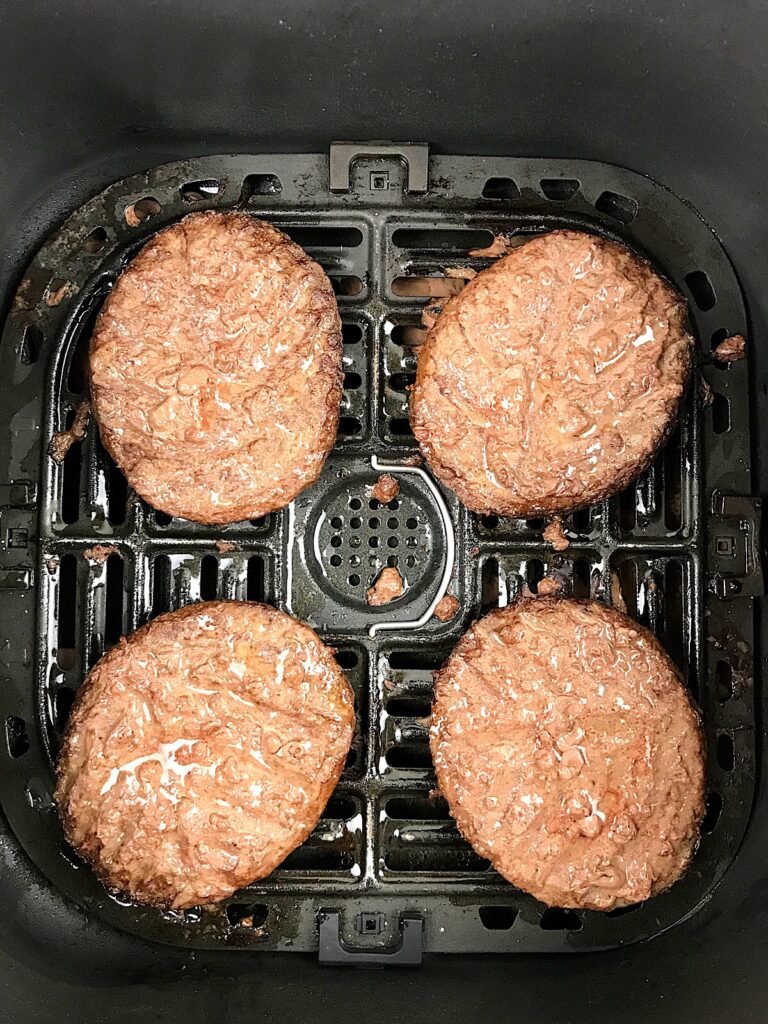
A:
318;910;424;966
329;142;430;193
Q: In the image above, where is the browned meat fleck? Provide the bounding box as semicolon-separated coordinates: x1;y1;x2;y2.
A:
412;231;693;517
444;267;478;280
543;517;570;551
713;333;746;363
214;540;238;553
370;474;400;503
433;594;460;622
611;572;628;613
89;212;342;525
402;453;423;466
699;377;715;407
431;599;705;911
382;677;396;692
468;234;519;258
83;544;118;563
49;401;91;463
46;556;60;575
55;601;355;909
470;546;480;557
537;577;563;596
45;281;76;307
123;203;142;227
366;567;405;606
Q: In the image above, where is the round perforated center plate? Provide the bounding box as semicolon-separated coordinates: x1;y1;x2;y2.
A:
306;474;440;609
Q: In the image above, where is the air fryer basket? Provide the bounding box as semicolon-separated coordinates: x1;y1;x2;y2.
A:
0;148;760;963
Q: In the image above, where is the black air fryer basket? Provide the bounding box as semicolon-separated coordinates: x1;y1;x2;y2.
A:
1;3;766;1023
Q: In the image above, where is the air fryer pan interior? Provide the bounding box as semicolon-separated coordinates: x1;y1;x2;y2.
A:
1;3;767;1023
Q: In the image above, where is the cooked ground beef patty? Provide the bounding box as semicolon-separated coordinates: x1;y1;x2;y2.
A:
411;230;693;516
55;601;355;909
430;598;705;910
90;211;342;524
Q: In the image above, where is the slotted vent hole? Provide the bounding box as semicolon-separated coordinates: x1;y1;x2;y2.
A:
663;427;683;531
283;226;363;248
385;745;432;770
241;174;282;199
60;408;83;524
5;716;29;758
151;555;171;617
392;228;492;250
715;660;733;702
572;558;591;598
482;177;520;200
390;323;426;349
200;555;219;600
54;687;76;732
246;557;265;602
339;416;363;437
334;649;359;669
479;906;518;930
125;197;161;224
19;324;43;366
107;458;128;525
712;393;730;433
389;417;413;437
571;507;591;534
617;560;638;618
481;557;500;611
662;561;686;678
280;846;354;871
226;903;269;928
322;794;357;819
180;179;221;203
540;178;580;201
331;276;364;297
595;190;638;224
702;792;722;834
717;733;735;772
685;270;717;311
526;558;545;593
342;322;363;344
387;650;446;671
392;275;465;297
386;695;432;718
82;226;108;253
104;554;124;648
539;908;583;931
385;845;489;873
386;797;450;820
56;553;77;669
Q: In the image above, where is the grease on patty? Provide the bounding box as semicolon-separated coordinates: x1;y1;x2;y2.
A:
430;598;705;911
412;230;693;516
90;212;342;524
55;601;355;909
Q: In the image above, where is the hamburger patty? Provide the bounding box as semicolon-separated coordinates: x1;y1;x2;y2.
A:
430;598;705;910
55;601;355;909
411;230;693;516
90;211;342;524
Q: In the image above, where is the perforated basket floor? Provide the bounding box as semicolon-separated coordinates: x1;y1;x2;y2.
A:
0;149;758;956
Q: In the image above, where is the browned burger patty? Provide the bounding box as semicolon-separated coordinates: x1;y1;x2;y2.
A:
90;211;342;524
411;230;693;516
55;601;355;909
430;598;705;910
